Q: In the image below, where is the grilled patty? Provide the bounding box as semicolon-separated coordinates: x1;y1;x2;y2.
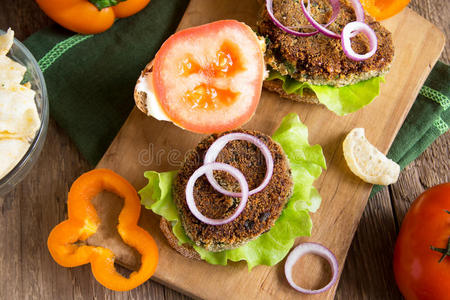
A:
257;0;394;87
173;130;293;252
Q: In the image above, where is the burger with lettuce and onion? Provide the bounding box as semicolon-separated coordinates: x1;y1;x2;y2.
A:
139;114;326;269
258;0;394;115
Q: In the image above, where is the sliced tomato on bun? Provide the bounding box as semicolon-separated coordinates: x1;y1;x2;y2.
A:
135;20;265;134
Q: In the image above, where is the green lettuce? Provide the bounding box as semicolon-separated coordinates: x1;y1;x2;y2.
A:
267;70;384;116
139;114;326;270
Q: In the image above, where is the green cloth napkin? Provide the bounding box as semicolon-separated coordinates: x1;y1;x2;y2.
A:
370;61;449;197
22;2;449;186
23;0;190;165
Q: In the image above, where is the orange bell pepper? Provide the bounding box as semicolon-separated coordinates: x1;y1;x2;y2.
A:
47;169;158;291
35;0;151;34
360;0;410;20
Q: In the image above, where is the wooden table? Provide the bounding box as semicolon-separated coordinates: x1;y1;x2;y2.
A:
0;0;448;298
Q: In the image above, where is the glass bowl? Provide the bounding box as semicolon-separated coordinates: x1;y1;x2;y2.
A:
0;29;49;196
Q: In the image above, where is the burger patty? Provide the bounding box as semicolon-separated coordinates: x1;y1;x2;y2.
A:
173;130;293;252
257;0;394;87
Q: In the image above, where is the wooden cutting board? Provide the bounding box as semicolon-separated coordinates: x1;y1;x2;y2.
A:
89;1;445;299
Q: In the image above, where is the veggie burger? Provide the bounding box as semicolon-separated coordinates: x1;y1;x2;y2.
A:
171;130;293;253
259;0;395;115
140;114;326;268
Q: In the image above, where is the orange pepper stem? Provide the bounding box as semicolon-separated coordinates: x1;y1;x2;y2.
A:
88;0;127;10
47;169;158;291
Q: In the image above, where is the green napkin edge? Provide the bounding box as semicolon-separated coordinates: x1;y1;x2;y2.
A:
370;61;449;197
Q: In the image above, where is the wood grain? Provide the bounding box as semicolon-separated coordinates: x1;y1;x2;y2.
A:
0;0;448;299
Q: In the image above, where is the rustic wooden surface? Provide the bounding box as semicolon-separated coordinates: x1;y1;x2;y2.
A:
0;0;448;299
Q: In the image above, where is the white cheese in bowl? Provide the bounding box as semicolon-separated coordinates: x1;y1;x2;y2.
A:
0;29;41;179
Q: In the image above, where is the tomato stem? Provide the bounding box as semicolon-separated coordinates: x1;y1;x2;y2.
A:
429;210;450;263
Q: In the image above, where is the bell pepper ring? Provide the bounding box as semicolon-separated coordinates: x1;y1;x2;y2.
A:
47;169;159;291
35;0;151;34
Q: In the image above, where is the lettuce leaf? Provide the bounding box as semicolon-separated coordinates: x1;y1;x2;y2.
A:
139;113;326;270
267;70;384;116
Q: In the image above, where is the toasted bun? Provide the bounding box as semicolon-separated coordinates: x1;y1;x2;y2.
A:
160;217;201;260
134;61;154;115
263;79;320;104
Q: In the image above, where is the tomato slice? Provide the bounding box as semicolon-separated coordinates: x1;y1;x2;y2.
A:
152;20;265;134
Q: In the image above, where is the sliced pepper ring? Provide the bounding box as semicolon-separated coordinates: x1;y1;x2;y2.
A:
47;169;158;291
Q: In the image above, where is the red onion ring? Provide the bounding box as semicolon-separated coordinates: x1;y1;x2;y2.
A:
299;0;365;39
266;0;376;61
185;162;249;226
266;0;341;37
300;0;341;39
349;0;365;23
203;133;274;197
285;243;339;294
341;21;377;61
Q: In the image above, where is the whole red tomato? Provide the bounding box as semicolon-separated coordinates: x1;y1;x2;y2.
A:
393;183;450;300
